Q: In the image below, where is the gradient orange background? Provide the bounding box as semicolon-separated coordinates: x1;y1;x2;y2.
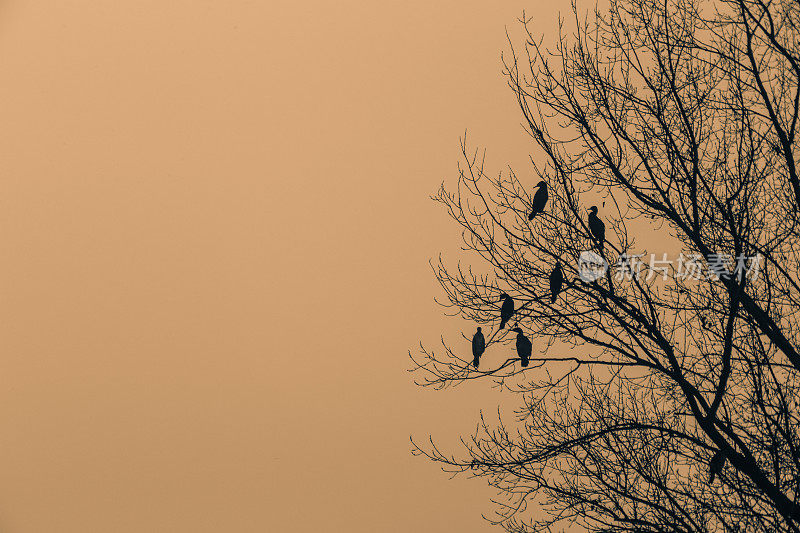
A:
0;1;564;531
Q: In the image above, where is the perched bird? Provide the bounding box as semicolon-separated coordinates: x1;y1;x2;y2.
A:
709;449;726;484
471;327;486;369
528;181;549;220
549;262;564;304
499;293;515;330
588;206;606;249
512;327;532;367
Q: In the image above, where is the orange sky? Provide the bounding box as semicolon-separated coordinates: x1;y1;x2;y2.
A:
0;1;565;531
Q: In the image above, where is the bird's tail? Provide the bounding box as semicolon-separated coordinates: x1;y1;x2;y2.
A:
550;292;557;304
472;357;479;369
528;211;536;221
709;471;715;484
499;318;507;330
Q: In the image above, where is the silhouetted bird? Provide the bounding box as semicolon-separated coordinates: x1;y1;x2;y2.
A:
499;293;514;330
549;262;564;303
471;327;485;368
709;449;725;483
512;327;532;367
588;206;606;249
528;181;549;220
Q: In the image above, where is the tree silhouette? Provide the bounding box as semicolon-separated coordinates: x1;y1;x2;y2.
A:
410;0;800;531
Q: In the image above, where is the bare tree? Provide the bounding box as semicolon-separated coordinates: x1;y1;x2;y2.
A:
410;0;800;531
